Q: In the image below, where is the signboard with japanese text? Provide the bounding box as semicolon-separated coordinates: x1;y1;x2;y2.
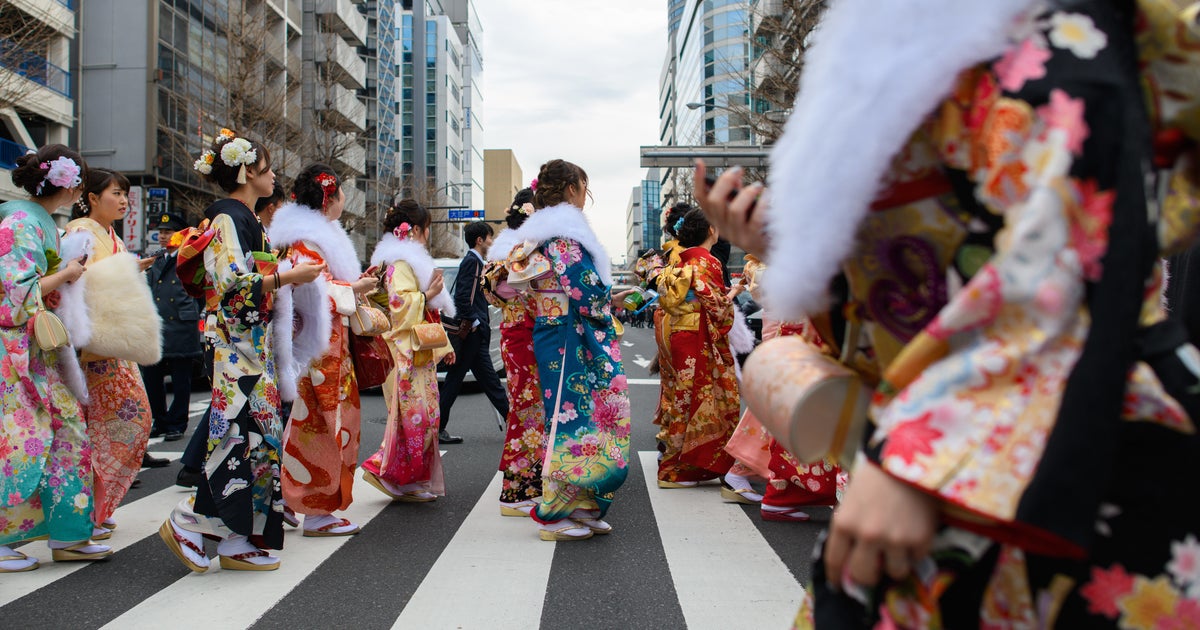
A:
447;209;485;221
123;185;144;252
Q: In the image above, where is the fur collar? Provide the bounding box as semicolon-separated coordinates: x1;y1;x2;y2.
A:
370;234;455;316
763;0;1038;319
487;227;523;263
268;202;362;282
513;203;613;286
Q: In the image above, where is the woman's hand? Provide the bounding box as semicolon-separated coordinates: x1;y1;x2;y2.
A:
352;273;378;295
285;262;326;287
424;270;445;301
444;351;456;366
138;256;156;272
39;257;86;294
824;461;939;590
694;160;769;258
726;284;745;301
611;289;635;310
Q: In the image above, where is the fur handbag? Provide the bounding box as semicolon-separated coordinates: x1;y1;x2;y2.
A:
81;252;163;365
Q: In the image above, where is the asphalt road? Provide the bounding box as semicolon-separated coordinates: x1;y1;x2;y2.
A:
1;324;824;630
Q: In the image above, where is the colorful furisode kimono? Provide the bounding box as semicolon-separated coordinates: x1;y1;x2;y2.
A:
756;1;1200;627
64;217;153;526
0;201;94;545
361;234;455;495
654;246;739;483
482;231;545;503
175;199;285;549
645;240;682;421
516;203;631;522
725;258;842;509
269;203;363;516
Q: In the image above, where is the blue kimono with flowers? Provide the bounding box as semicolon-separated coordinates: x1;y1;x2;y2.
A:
527;236;631;521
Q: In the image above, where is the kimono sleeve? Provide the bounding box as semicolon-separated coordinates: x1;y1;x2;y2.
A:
691;257;734;335
0;214;45;328
204;213;267;332
544;237;611;324
383;261;426;355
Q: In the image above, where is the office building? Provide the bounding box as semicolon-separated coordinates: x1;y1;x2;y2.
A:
0;0;76;216
626;185;643;265
483;148;522;225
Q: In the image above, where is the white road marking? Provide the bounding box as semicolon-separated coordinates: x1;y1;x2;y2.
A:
638;451;804;630
391;472;555;630
626;378;662;386
632;354;651;369
99;473;396;630
621;341;634;347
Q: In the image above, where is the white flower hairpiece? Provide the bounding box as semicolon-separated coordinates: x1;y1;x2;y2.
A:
193;150;216;175
220;138;257;169
37;157;82;194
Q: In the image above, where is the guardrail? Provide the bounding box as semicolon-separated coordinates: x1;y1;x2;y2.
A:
0;137;33;170
0;38;72;98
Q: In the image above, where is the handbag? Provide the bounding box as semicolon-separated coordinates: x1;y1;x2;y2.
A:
350;333;394;390
30;286;70;351
412;321;450;351
350;302;390;337
742;318;869;467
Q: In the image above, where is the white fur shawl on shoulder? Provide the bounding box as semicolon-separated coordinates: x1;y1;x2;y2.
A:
370;233;455;317
763;0;1038;319
511;203;613;286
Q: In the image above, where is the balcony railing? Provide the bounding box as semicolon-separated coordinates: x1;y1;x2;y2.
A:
57;0;75;9
0;39;71;98
0;137;33;170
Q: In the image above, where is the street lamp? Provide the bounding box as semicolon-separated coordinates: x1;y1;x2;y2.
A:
685;102;789;144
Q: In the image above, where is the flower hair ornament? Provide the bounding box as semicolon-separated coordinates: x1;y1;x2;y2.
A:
516;202;534;216
36;157;82;195
192;128;258;184
529;178;538;192
314;172;338;210
674;216;686;234
393;222;413;240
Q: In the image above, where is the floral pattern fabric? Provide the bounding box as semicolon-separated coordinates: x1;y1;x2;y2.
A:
482;261;545;503
529;237;631;522
361;261;451;494
806;1;1200;628
281;243;362;515
190;209;286;549
65;218;153;527
0;202;93;544
654;247;739;482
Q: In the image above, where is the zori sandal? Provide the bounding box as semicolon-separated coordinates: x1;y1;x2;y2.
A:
720;480;763;505
657;480;700;489
538;521;594;542
219;549;280;571
760;507;813;523
302;518;360;537
0;550;40;573
50;541;113;562
500;501;536;517
158;520;209;573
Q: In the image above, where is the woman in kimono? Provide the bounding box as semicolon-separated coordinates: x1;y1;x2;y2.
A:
160;129;324;573
0;145;111;571
482;189;545;517
723;256;843;521
654;208;747;487
699;0;1200;626
516;159;632;541
270;164;377;537
361;200;456;501
66;168;155;539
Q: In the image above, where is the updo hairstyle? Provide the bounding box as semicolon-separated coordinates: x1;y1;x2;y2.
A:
73;168;131;219
532;159;588;209
292;163;340;211
384;198;431;234
506;187;534;229
11;144;88;199
662;202;692;240
676;208;714;248
204;132;270;194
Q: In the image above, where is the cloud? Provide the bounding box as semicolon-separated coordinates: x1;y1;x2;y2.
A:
477;1;665;265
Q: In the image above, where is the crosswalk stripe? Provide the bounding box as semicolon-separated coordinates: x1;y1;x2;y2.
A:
626;378;661;386
392;472;554;630
98;473;395;630
0;483;195;607
637;451;804;630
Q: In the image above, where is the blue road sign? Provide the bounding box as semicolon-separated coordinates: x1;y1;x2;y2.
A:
447;209;485;220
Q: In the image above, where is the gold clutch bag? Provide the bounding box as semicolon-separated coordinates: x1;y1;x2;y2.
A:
505;241;553;290
411;322;449;351
350;303;390;337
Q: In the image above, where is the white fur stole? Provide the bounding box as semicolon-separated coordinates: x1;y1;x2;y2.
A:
370;234;456;316
55;230;93;349
487;227;524;263
763;0;1039;319
267;203;363;282
511;203;613;286
270;259;301;402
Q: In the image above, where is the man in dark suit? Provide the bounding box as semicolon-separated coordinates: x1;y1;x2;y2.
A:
142;213;203;443
438;221;509;444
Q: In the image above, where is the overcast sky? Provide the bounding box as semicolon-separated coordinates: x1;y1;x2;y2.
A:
475;1;666;264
